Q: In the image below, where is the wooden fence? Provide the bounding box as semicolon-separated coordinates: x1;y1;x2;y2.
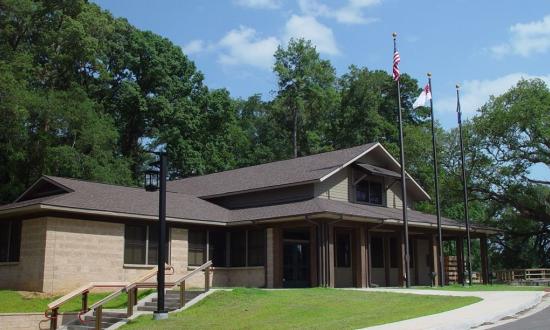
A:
495;269;550;283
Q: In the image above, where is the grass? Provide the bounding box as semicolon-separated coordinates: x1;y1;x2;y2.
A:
122;288;480;330
414;284;550;291
0;289;154;313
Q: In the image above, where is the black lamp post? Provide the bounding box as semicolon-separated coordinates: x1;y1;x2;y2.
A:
144;151;168;320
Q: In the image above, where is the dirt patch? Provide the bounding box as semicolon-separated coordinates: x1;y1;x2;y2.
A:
18;291;56;299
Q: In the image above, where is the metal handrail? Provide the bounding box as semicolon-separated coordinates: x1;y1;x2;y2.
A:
172;260;213;287
45;264;174;330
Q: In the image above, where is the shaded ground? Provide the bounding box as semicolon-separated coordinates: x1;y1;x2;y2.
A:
122;288;480;330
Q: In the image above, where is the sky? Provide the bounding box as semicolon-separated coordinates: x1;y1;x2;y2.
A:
93;0;550;176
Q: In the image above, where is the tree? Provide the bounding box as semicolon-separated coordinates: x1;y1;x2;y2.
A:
273;38;338;158
469;79;550;267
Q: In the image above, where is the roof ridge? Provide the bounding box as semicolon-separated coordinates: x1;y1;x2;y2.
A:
170;143;376;183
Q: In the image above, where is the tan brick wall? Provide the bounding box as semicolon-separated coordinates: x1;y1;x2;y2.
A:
0;218;47;292
2;217;268;294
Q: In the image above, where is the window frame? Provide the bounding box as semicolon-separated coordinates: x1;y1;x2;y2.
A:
124;224;170;266
188;228;266;268
354;179;384;206
0;220;22;263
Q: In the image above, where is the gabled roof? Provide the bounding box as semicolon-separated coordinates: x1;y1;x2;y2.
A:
2;176;229;223
167;142;430;200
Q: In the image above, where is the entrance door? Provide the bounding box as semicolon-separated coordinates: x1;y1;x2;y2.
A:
283;228;310;288
335;230;353;287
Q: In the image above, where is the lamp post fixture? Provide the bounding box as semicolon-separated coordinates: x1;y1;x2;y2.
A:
144;151;168;320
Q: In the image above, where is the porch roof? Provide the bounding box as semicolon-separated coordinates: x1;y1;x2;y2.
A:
230;198;498;234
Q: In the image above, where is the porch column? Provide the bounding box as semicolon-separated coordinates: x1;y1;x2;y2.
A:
273;227;283;288
456;236;465;285
266;228;275;288
328;223;335;288
430;234;439;287
480;235;489;285
310;225;318;287
317;221;335;287
355;224;368;288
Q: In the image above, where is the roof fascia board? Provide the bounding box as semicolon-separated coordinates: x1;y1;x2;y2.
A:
369;144;432;200
319;143;380;182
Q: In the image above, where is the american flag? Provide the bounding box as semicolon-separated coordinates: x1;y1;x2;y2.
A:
393;46;400;81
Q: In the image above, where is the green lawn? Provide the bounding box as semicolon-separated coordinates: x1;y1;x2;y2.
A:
414;284;550;291
0;289;154;313
122;288;480;330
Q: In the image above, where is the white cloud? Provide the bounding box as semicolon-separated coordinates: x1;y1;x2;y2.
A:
234;0;280;9
437;73;550;118
298;0;380;25
284;15;340;55
217;26;280;70
181;40;205;55
490;15;550;57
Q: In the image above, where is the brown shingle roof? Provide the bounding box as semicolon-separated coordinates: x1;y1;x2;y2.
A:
0;176;495;233
0;176;229;222
230;197;464;227
167;143;378;197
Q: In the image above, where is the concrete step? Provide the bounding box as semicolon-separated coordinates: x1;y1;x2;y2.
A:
136;305;179;312
66;321;118;330
92;311;127;319
83;316;125;323
66;325;95;330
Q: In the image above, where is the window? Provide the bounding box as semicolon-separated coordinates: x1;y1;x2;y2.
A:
356;180;383;205
189;228;265;268
371;236;384;268
188;229;206;266
230;230;246;267
336;233;351;268
124;224;168;265
247;229;265;266
209;230;227;267
0;220;22;263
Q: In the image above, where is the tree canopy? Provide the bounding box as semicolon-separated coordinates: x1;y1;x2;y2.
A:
1;0;548;269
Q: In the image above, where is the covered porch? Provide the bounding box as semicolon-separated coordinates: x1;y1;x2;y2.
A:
264;219;493;288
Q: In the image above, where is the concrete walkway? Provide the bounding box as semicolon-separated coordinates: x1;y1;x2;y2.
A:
351;288;545;330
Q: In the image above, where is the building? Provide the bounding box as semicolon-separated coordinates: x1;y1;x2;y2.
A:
0;143;495;293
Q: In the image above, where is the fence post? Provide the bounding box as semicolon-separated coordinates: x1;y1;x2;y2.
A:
205;266;210;291
82;291;89;312
180;280;186;308
127;289;133;317
50;308;59;330
95;306;102;330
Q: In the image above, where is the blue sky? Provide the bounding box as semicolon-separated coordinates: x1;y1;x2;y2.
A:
94;0;549;176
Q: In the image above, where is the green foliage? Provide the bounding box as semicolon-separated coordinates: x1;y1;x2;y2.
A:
1;1;548;270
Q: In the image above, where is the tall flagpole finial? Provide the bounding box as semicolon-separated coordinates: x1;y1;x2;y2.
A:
392;32;397;39
456;84;460;90
427;72;432;77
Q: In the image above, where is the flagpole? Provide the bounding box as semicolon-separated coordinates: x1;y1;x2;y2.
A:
427;73;444;287
456;84;473;286
393;32;411;288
